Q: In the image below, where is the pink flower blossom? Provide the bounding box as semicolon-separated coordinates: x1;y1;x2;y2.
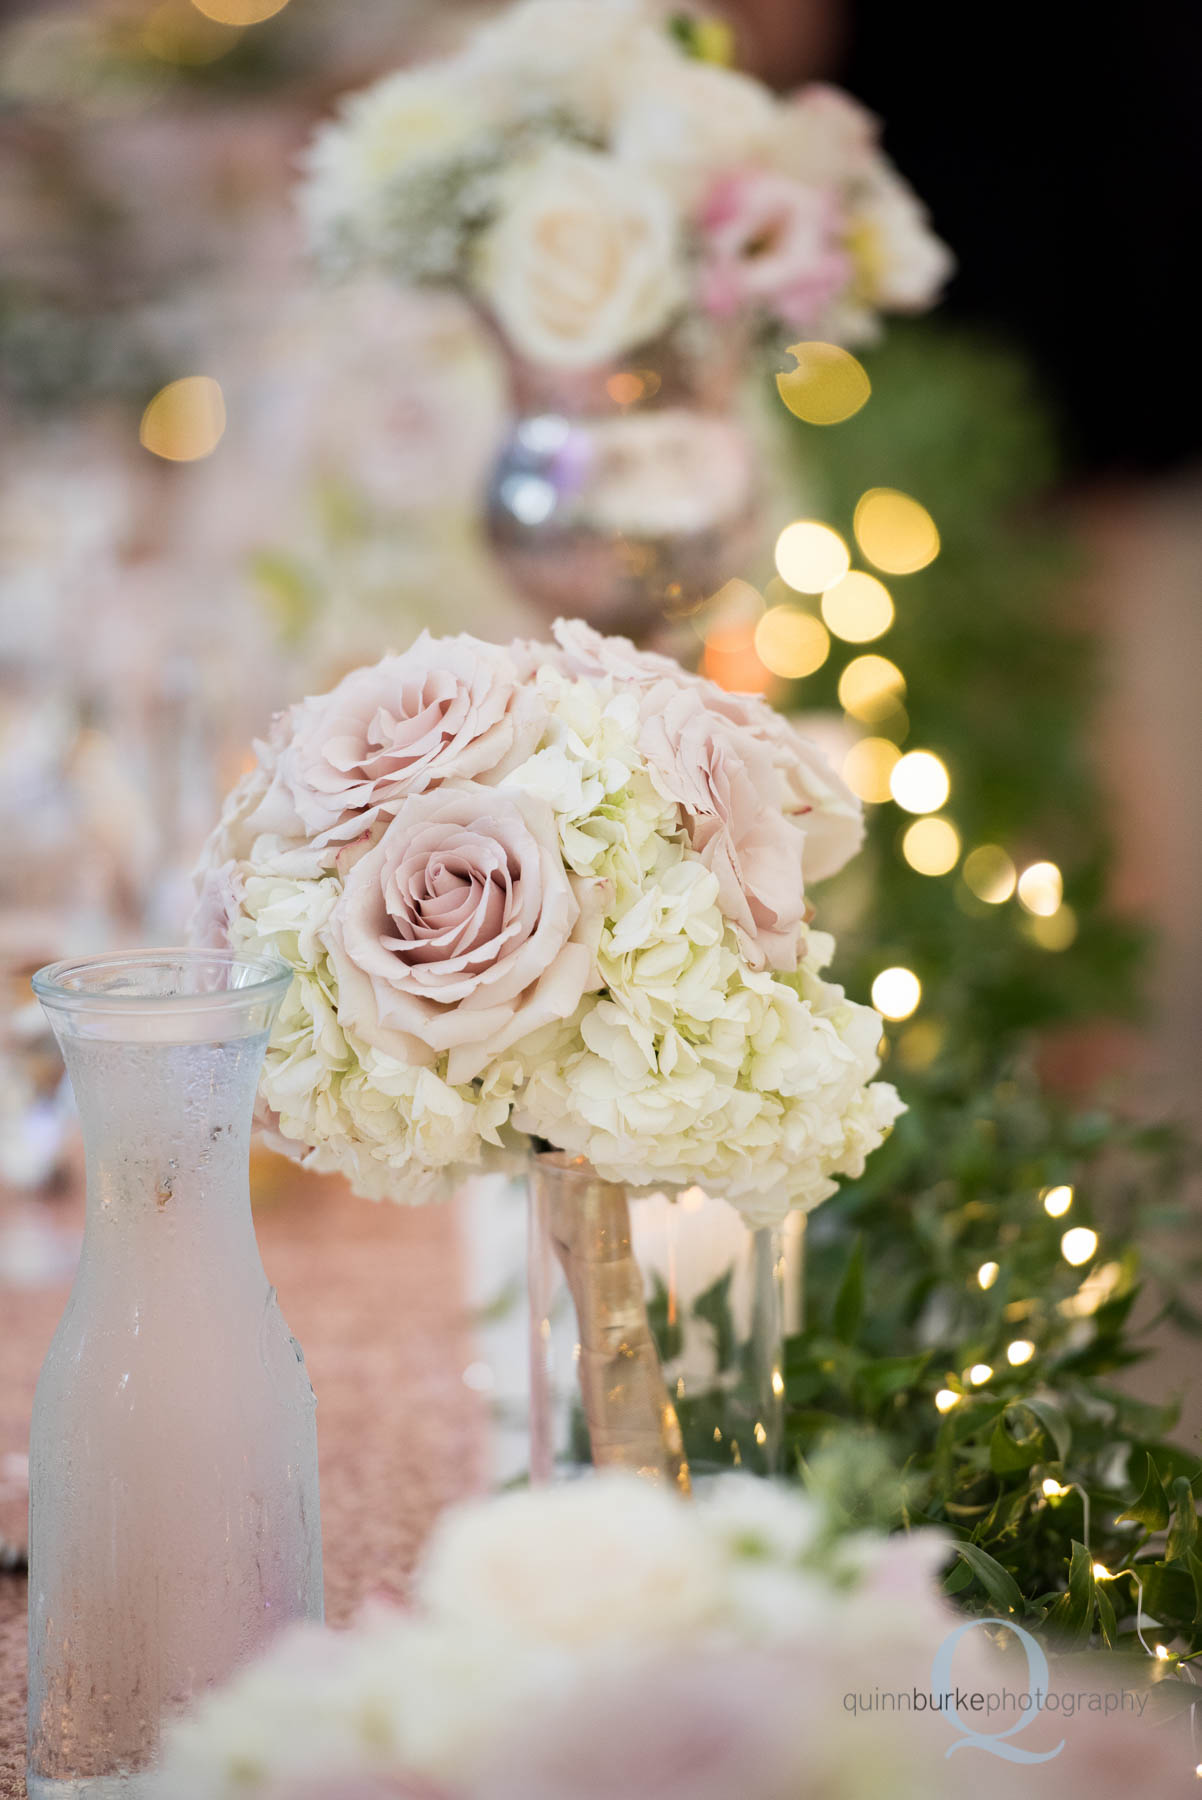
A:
325;782;603;1085
698;172;851;331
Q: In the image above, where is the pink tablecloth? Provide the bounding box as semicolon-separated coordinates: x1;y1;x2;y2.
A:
0;1163;483;1799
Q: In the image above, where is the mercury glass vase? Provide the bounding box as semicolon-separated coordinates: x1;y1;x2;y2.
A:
484;328;759;635
528;1154;791;1486
27;949;323;1800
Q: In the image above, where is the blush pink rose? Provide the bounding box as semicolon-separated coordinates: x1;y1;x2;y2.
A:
638;682;807;971
698;172;851;331
325;783;603;1085
549;619;863;885
273;635;547;851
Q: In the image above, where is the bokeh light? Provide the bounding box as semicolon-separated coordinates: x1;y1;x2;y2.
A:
1061;1227;1098;1267
853;488;940;574
1016;860;1063;916
934;1388;960;1414
774;521;850;594
139;376;226;460
889;750;949;814
820;570;894;643
1042;1184;1073;1218
977;1261;999;1290
753;606;830;679
775;341;871;425
1025;904;1078;951
902;815;960;875
837;654;906;722
190;0;289;20
968;1363;993;1386
1006;1339;1035;1366
871;966;921;1020
701;621;771;695
842;736;901;803
962;844;1017;904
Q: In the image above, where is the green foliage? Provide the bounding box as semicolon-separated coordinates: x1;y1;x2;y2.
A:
769;323;1202;1653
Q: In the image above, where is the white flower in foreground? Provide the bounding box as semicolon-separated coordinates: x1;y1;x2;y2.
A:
300;64;491;274
476;145;685;369
417;1475;722;1650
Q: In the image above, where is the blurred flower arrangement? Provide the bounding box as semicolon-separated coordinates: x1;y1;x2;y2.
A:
196;618;897;1215
300;0;951;370
159;1474;1199;1800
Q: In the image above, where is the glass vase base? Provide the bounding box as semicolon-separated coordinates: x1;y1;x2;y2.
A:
27;1774;157;1799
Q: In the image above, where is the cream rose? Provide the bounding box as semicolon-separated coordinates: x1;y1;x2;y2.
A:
324;783;603;1086
271;634;546;851
476;145;685;369
638;681;808;971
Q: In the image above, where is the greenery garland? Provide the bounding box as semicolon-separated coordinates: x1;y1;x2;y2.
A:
767;322;1202;1659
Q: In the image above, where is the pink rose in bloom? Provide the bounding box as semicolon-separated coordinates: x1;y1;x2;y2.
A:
274;634;547;848
548;619;863;884
325;783;603;1085
698;172;851;331
548;617;687;688
638;682;808;970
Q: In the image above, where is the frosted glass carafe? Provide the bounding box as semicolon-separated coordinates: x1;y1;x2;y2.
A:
27;949;323;1799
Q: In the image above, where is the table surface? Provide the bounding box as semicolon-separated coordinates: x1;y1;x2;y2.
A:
0;1163;482;1799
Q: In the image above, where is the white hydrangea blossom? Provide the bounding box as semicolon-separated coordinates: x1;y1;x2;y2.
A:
197;625;902;1224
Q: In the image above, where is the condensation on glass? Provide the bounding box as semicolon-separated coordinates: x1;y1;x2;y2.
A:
27;949;322;1799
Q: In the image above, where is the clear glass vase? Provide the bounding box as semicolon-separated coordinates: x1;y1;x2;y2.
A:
528;1155;791;1486
27;949;323;1800
484;327;759;635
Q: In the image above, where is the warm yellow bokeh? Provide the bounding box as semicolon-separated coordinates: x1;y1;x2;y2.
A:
139;376;226;460
774;521;850;594
1061;1227;1098;1267
775;341;871;426
889;750;949;814
1025;903;1078;951
1006;1339;1035;1366
837;654;906;722
820;570;894;643
902;815;960;875
842;736;900;803
871;966;921;1021
962;844;1017;904
1016;860;1063;917
753;607;830;679
190;0;289;21
977;1261;999;1290
854;487;940;574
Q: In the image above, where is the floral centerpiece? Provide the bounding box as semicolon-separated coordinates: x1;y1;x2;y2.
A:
297;0;953;625
159;1474;1198;1800
300;0;951;365
196;618;901;1479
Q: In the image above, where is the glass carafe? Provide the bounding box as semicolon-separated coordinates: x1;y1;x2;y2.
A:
27;949;323;1799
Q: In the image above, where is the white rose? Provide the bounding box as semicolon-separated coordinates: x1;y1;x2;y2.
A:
476;145;685;369
417;1474;722;1650
613;50;779;206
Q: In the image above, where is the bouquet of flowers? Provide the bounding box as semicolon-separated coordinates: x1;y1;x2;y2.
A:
196;617;901;1223
299;0;952;368
159;1474;1197;1800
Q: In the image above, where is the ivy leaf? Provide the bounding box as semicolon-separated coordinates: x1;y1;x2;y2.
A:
1022;1397;1073;1463
951;1542;1024;1616
833;1238;865;1345
990;1414;1039;1475
1116;1455;1170;1532
1044;1541;1096;1650
1096;1580;1119;1648
1165;1476;1199;1563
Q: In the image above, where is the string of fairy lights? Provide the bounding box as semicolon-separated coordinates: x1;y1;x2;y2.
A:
702;340;1078;1041
758;348;1202;1744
